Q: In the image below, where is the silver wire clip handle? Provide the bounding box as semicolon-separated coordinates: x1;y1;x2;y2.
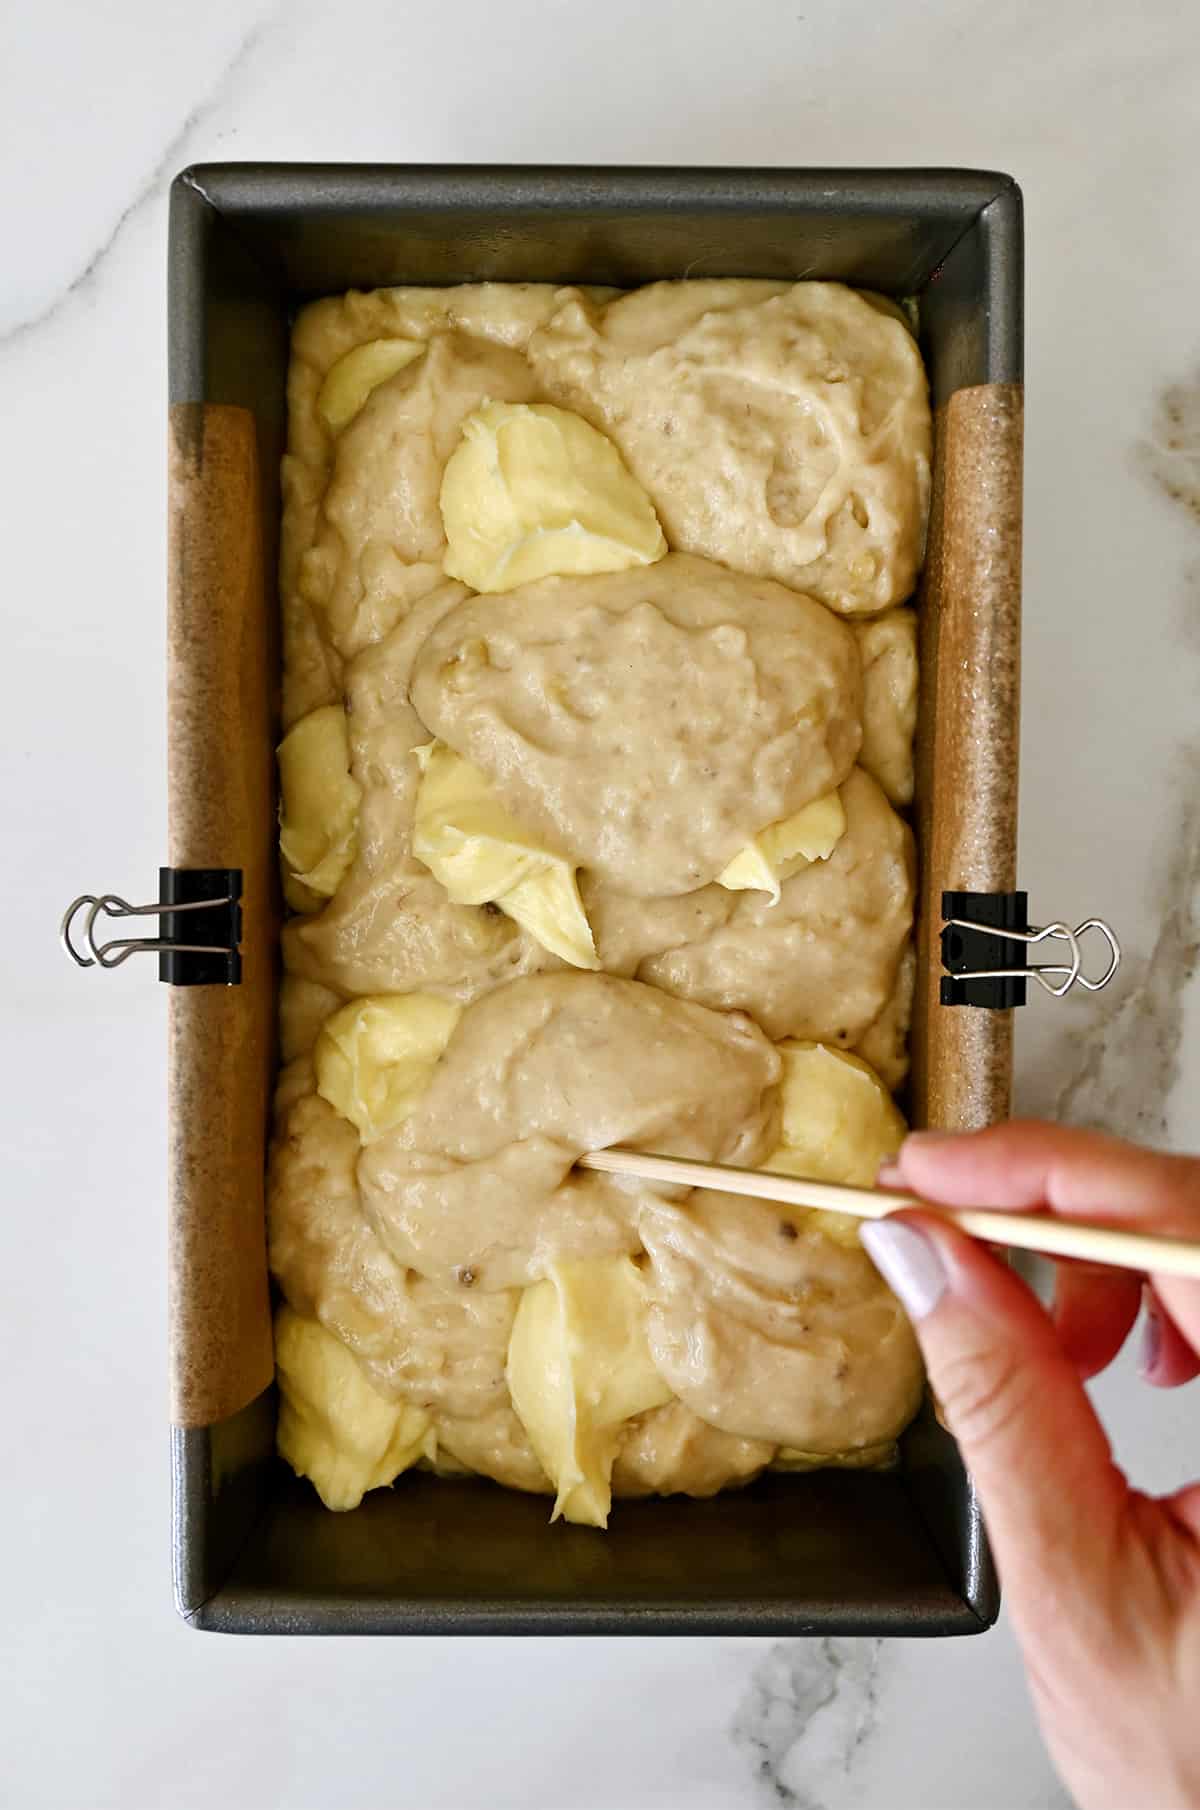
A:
60;869;243;986
940;892;1119;1007
943;917;1121;997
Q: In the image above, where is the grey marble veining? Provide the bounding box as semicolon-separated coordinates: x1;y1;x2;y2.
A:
733;1641;882;1808
0;5;283;346
1051;375;1200;1144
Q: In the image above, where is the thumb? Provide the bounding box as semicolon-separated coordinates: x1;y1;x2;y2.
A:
861;1212;1129;1618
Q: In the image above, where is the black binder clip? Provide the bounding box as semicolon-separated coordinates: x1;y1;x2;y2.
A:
60;868;243;986
940;891;1120;1007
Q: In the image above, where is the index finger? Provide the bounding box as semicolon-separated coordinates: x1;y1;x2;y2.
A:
885;1120;1200;1361
890;1120;1200;1235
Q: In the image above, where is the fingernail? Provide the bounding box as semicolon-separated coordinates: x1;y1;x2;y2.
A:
861;1220;948;1321
875;1159;904;1188
1139;1284;1162;1382
905;1129;956;1150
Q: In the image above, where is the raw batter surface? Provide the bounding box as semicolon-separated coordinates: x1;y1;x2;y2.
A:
270;279;929;1524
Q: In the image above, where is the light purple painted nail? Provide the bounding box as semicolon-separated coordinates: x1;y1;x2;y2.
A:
861;1220;948;1322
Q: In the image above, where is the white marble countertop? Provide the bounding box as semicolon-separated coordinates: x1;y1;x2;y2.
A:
3;2;1199;1805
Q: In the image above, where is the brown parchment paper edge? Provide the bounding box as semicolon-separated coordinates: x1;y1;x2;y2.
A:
167;402;276;1428
912;382;1024;1130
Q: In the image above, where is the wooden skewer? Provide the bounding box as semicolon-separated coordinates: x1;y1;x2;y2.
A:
577;1148;1200;1281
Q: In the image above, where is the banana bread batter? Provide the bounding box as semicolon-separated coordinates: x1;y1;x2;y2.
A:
270;278;929;1524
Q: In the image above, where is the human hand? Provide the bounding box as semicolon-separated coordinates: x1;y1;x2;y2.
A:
861;1122;1200;1810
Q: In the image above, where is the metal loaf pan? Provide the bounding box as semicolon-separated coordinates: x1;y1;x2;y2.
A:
166;164;1023;1635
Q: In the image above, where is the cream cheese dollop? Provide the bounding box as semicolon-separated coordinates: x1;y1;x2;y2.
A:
316;337;426;435
506;1255;672;1528
274;1306;435;1510
277;704;362;902
716;790;847;903
765;1041;906;1244
412;739;599;970
315;993;462;1142
439;400;667;592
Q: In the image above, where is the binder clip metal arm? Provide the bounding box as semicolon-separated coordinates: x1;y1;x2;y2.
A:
60;869;242;986
940;891;1120;1007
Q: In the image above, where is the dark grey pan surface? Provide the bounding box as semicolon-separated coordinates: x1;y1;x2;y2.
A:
168;164;1021;1636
